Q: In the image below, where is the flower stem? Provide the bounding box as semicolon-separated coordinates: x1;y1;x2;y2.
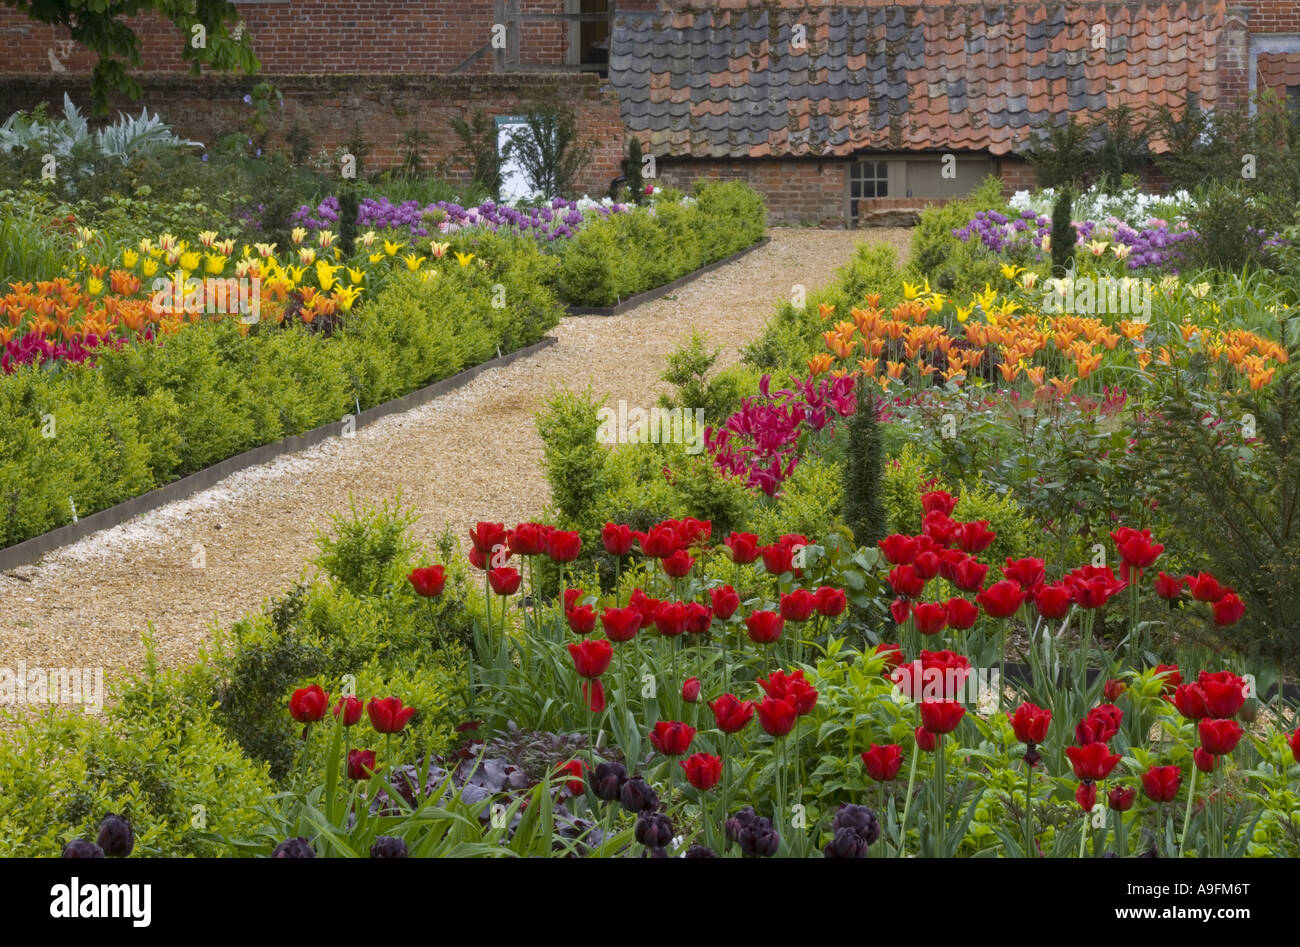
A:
897;745;920;857
1178;763;1199;858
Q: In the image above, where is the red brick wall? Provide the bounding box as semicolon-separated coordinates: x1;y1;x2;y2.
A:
656;157;847;227
996;156;1037;199
0;0;579;75
0;73;627;196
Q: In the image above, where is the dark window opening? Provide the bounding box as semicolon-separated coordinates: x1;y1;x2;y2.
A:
849;160;889;228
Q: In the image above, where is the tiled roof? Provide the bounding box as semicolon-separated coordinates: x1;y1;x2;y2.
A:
1257;53;1300;98
610;2;1225;158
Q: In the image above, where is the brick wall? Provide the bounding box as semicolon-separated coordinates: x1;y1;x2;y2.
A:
0;73;627;196
656;157;848;227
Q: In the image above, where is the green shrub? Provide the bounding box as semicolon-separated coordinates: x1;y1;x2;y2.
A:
842;392;886;547
750;456;846;542
537;387;610;527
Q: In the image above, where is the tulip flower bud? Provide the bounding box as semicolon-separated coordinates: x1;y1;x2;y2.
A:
733;815;780;857
370;836;409;858
61;840;105;858
684;844;717;858
620;776;659;814
96;813;134;857
635;812;674;848
831;804;880;846
272;837;316;858
824;827;872;858
591;761;628;802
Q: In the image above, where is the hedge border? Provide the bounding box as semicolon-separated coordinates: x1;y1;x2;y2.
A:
0;335;558;572
564;236;771;316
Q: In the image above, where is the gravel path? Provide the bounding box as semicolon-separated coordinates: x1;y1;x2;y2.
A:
0;227;909;682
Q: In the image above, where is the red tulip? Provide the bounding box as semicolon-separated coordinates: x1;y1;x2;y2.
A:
1064;564;1126;609
758;669;818;715
582;679;606;712
878;534;919;565
1032;583;1071;620
710;585;740;620
333;696;363;726
1289;727;1300;763
1076;782;1098;811
914;725;937;752
1212;593;1245;627
683;601;713;635
649;720;696;756
861;743;904;781
545;529;582;562
921;490;958;516
1076;703;1123;745
564;605;596;635
408;565;446;598
289;684;329;723
1193;747;1216;773
1199;671;1246;718
1186;571;1228;603
1111;526;1164;571
913;549;942;580
911;601;948;636
724;531;760;564
555;759;587;794
745;610;784;644
756;696;797;736
977;579;1025;618
600;605;641;643
890;596;911;624
956;519;997;554
1154;571;1184;600
469;522;507;556
888;564;926;598
1173;683;1209;720
952;556;989;593
601;522;637;556
892;649;970;701
1141;764;1182;802
919;700;965;734
760;542;799;576
1103;678;1127;703
487;567;521;595
1152;664;1182;693
922;510;959;546
1009;702;1052;745
367;697;417;733
1065;742;1122;781
347;748;377;780
653;600;689;637
874;642;905;671
661;548;695;578
944;597;979;630
710;693;755;733
507;522;549;556
682;677;701;703
629;588;659;628
815;586;847;617
779;589;817;622
680;752;723;790
567;639;613;678
641;524;681;559
1002;557;1046;589
1107;785;1136;811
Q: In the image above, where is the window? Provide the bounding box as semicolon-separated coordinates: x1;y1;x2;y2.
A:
1288;85;1300;112
849;160;888;227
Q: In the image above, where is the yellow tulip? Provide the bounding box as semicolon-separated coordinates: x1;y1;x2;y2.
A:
454;251;475;266
141;258;159;277
347;267;366;285
198;230;219;248
368;253;383;264
179;250;202;272
999;263;1025;280
122;248;140;268
87;276;104;295
430;241;450;258
318;230;336;249
291;227;307;245
403;253;427;272
204;252;226;275
314;259;341;291
384;240;403;257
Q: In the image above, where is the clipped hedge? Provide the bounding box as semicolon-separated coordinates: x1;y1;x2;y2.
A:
555;181;767;306
0;260;563;549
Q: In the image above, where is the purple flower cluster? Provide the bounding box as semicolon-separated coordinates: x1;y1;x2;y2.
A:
1;329;129;374
952;209;1051;254
954;209;1204;272
291;196;628;242
705;373;857;497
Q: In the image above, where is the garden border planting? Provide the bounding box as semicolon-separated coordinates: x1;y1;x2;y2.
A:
0;335;557;572
564;237;772;316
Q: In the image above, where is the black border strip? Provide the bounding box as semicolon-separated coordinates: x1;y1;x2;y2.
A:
0;335;557;572
564;236;771;316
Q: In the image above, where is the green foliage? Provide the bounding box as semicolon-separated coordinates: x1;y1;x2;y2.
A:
500;102;592;200
624;135;645;204
337;187;359;256
1050;187;1076;278
1182;182;1285;273
1021;108;1149;192
554;182;766;306
749;456;846;543
313;496;420;597
842;392;886;547
905;175;1011;295
537;387;610;527
449;109;502;197
657;330;758;424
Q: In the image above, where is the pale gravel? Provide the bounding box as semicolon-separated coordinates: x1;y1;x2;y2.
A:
0;227;910;688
